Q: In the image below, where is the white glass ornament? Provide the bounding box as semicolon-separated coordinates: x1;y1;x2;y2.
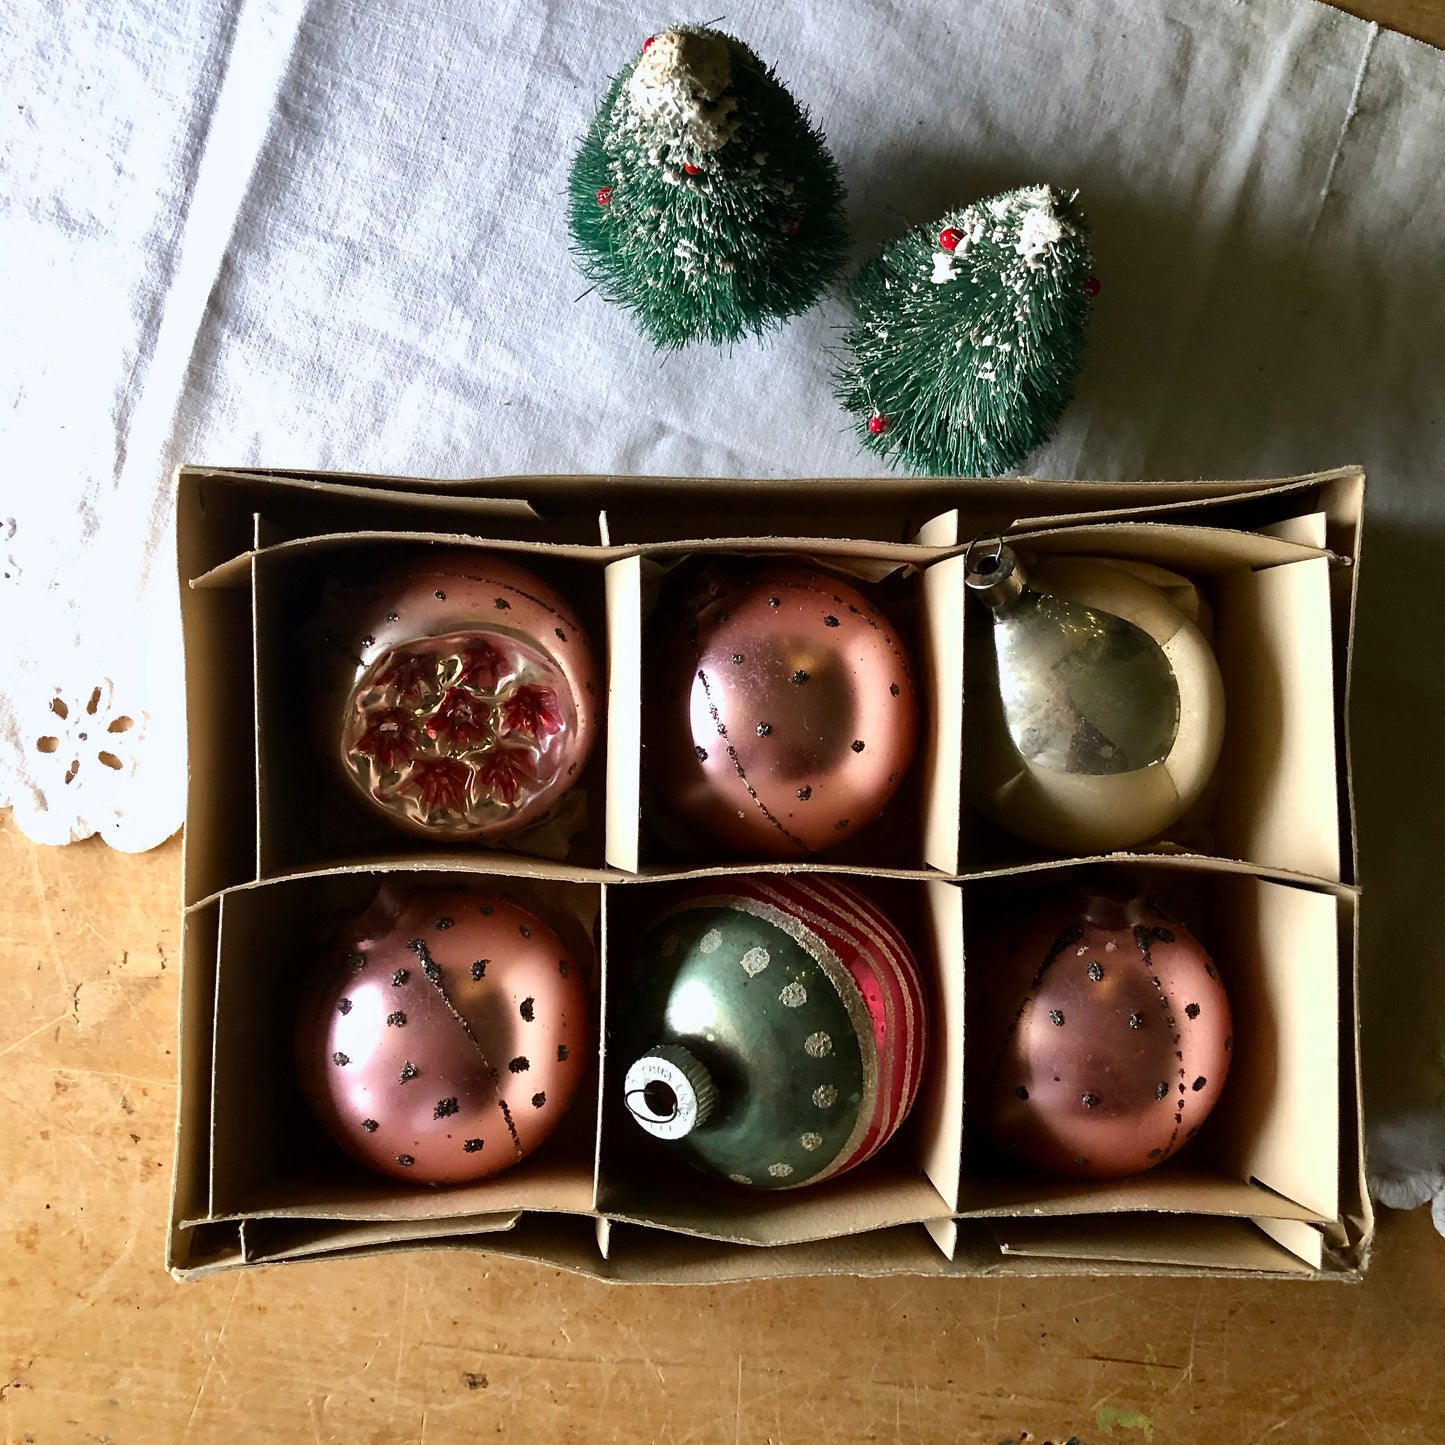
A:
964;544;1225;853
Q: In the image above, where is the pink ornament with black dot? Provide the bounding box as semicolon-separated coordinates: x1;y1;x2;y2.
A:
296;884;590;1185
979;878;1232;1180
643;560;918;857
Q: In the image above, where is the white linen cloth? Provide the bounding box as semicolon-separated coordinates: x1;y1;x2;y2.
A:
3;0;1443;1227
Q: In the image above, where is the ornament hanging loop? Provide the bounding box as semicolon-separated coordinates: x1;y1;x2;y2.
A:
623;1044;717;1139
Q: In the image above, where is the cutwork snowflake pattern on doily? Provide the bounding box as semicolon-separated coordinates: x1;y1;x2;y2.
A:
34;685;136;787
3;673;184;852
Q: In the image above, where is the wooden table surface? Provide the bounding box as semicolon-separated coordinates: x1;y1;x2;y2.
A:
6;6;1445;1442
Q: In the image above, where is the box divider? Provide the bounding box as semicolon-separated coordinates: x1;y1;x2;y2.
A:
604;557;643;871
924;1216;958;1261
1206;875;1341;1220
921;556;964;873
592;882;611;1214
1251;1216;1325;1269
918;881;964;1212
250;555;265;884
1214;557;1341;880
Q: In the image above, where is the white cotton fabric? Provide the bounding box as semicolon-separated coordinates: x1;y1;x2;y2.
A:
2;0;1443;1222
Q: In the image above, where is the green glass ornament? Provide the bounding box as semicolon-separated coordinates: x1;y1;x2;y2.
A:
568;26;847;348
614;876;927;1190
837;185;1095;476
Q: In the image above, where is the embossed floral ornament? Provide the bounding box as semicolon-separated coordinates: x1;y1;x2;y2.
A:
315;549;600;842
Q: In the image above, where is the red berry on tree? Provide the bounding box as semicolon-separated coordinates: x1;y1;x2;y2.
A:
786;214;802;237
867;414;889;436
596;185;612;206
1083;275;1101;297
642;34;654;51
682;162;702;176
938;227;963;252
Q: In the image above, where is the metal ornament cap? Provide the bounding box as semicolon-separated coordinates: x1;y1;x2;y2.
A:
623;1044;718;1139
643;560;919;858
316;548;600;842
295;883;591;1185
965;545;1226;853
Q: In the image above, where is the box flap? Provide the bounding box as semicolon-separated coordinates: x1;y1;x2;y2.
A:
917;881;964;1212
1209;877;1340;1221
167;900;221;1268
238;1209;522;1264
956;1160;1328;1222
993;1214;1318;1274
1215;557;1341;880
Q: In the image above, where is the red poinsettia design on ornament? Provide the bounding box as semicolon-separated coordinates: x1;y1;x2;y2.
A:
374;651;439;702
456;642;511;692
403;756;473;814
498;685;563;742
425;688;495;748
473;747;535;807
353;708;418;773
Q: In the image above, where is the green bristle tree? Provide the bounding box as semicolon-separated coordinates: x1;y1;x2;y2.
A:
568;25;847;349
836;185;1095;476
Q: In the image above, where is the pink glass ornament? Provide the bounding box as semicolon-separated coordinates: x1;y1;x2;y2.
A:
296;884;590;1184
643;561;918;857
978;879;1232;1180
316;549;600;841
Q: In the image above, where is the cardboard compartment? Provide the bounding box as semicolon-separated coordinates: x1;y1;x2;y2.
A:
594;874;962;1248
246;536;610;878
949;523;1346;881
185;868;603;1242
957;860;1348;1270
171;464;1367;1282
606;545;959;875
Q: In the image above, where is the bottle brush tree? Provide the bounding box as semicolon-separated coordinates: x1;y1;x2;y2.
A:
569;25;847;348
836;185;1095;476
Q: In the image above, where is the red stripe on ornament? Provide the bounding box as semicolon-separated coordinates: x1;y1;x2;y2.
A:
757;877;925;1175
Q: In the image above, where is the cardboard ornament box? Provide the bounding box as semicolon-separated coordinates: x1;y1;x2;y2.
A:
169;465;1368;1282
